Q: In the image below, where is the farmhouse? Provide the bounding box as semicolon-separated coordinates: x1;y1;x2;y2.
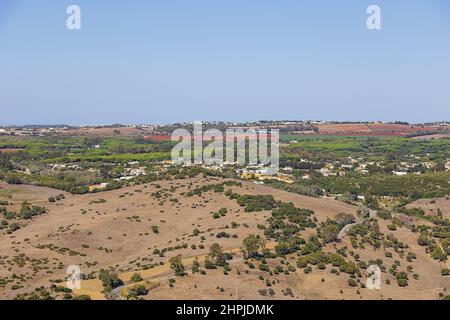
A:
88;183;109;192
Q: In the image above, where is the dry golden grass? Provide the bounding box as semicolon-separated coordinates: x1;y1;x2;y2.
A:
0;177;448;300
407;197;450;218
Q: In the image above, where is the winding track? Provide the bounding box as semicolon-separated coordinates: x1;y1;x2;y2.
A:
337;208;377;241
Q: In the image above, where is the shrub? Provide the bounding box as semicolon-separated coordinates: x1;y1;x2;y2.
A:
169;255;185;276
347;278;357;287
131;273;143;283
127;285;148;298
98;270;124;291
259;263;270;272
204;258;217;270
9;223;20;232
396;272;408;287
192;258;200;273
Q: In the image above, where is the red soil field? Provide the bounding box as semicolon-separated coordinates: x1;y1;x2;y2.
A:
316;123;442;136
145;134;277;142
0;148;25;154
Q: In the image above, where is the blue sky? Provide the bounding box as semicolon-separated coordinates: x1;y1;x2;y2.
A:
0;0;450;125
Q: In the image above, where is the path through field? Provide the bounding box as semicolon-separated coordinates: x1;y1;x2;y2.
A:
337;208;376;241
74;243;277;300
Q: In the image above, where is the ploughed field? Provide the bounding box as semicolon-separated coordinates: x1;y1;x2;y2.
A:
316;123;446;136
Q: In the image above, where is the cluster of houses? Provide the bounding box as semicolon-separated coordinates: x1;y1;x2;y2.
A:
237;165;294;184
88;161;149;191
89;156;450;191
0;127;70;136
49;163;82;171
118;161;147;180
160;159;295;185
315;156;442;177
41;155;450;194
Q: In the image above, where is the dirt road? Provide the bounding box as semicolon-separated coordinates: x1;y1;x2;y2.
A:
74;242;276;300
337;208;376;241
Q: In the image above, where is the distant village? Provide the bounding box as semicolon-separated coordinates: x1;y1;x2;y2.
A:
36;155;450;196
1;120;449;137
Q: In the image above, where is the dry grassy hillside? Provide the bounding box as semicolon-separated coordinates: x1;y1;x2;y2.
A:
0;177;448;300
407;197;450;218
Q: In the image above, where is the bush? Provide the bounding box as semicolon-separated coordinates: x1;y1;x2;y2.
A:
19;203;47;220
6;176;23;184
335;213;356;226
98;270;124;291
347;278;357;287
131;273;143;283
169;255;185;276
204;258;217;270
396;272;408;287
9;222;20;232
319;220;341;244
235;195;276;212
192;258;200;273
128;285;148;298
259;264;270;272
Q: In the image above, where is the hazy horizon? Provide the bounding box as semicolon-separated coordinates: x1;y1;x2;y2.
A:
2;119;450;128
1;1;450;125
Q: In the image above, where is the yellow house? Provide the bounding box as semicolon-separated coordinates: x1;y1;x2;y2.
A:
240;172;255;179
240;170;294;184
